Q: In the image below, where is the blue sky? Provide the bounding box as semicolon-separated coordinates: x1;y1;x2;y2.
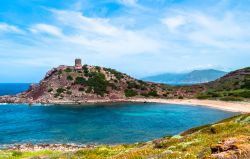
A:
0;0;250;83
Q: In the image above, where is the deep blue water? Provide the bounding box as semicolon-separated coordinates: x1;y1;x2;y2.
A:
0;103;237;146
0;83;30;96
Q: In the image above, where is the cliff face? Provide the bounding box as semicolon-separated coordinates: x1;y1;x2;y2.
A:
1;64;204;104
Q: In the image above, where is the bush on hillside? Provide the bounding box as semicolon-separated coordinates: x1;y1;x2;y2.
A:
87;72;108;96
56;88;66;94
75;77;87;85
196;94;210;100
104;68;124;80
64;68;72;73
79;87;85;92
95;66;101;72
48;88;53;92
242;81;250;89
147;90;159;97
124;89;138;97
67;75;73;81
127;81;140;89
236;90;250;98
220;97;243;101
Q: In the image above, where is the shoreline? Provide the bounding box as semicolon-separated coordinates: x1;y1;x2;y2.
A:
1;98;250;113
129;98;250;113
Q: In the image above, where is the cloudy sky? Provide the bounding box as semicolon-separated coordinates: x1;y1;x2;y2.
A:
0;0;250;82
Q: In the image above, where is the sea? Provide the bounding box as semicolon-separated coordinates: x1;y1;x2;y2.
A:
0;83;238;146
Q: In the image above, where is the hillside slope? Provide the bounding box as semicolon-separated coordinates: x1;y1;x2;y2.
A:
197;67;250;101
142;69;227;85
0;64;205;104
0;62;250;103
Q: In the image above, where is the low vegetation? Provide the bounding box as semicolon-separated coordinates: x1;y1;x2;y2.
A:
195;67;250;101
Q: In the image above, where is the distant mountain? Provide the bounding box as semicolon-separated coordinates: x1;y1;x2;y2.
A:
142;69;227;85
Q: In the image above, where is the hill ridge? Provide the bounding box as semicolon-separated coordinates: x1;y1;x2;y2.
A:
142;69;227;85
0;60;249;103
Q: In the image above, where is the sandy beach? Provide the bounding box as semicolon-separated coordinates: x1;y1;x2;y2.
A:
47;98;250;113
1;97;250;113
129;98;250;113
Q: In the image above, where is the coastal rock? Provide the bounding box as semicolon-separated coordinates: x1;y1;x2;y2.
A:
210;136;250;159
6;143;92;152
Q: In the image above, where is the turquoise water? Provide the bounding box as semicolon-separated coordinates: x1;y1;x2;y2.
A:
0;83;30;96
0;103;238;146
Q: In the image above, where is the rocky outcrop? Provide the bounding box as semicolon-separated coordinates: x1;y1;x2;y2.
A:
210;136;250;159
0;64;206;104
5;143;93;152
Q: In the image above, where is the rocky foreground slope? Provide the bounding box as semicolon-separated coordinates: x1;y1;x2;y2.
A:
1;113;250;159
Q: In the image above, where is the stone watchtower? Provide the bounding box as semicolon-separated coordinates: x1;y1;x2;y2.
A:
75;58;82;70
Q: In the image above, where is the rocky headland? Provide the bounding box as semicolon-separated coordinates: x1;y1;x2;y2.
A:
1;59;250;112
0;59;206;104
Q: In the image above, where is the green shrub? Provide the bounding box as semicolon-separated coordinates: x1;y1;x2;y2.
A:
241;81;250;89
207;91;222;97
75;77;87;85
82;65;89;74
66;86;71;89
66;91;72;95
48;88;53;92
67;75;73;81
87;72;108;96
138;80;147;85
127;81;140;89
56;88;66;94
147;90;158;97
12;151;22;157
95;66;101;72
104;68;124;80
236;90;250;98
82;65;88;70
109;83;118;90
141;93;149;97
86;87;92;93
220;97;243;101
64;68;72;73
84;70;89;75
79;87;85;91
54;93;60;98
125;89;138;97
58;70;62;75
196;94;210;99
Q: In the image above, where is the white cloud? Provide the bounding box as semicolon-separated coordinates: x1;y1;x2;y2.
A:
30;24;63;37
161;10;250;49
0;23;24;34
161;15;186;32
118;0;138;6
49;10;162;56
2;1;250;81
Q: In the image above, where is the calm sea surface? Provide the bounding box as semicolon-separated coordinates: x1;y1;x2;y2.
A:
0;84;238;146
0;83;30;96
